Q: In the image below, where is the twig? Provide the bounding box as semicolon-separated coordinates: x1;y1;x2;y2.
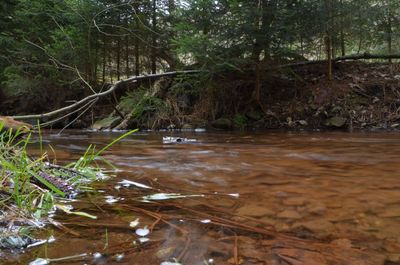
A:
12;70;201;121
57;98;97;134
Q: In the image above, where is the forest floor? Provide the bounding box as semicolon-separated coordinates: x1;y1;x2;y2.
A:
3;61;400;131
88;61;400;132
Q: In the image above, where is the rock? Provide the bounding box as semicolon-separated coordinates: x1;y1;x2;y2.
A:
0;116;32;134
298;120;308;126
378;208;400;218
92;116;121;130
277;209;302;219
275;223;291;232
293;219;334;234
307;204;327;215
383;239;400;253
181;123;193;130
236;204;275;217
245;111;263;121
283;197;307;206
331;238;352;249
211;118;232;130
324;116;347;128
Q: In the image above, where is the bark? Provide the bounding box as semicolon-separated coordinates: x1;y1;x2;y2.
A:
125;35;129;78
151;0;157;74
102;35;106;83
268;53;400;70
117;37;121;80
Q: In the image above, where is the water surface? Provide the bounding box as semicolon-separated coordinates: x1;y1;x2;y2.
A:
5;130;400;264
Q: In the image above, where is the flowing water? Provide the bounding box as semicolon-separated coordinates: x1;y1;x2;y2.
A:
4;130;400;264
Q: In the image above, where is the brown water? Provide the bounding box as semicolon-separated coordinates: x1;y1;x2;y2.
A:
5;130;400;264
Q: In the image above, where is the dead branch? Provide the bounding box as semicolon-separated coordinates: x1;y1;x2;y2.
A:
12;70;201;121
269;53;400;70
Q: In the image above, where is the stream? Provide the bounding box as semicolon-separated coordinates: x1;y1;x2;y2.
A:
4;130;400;264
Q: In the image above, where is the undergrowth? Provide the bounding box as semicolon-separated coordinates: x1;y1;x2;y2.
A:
0;125;137;249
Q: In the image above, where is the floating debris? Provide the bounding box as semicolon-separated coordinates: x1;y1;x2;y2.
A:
135;227;150;237
129;218;140;228
104;195;121;204
115;253;124;261
55;204;97;219
118;179;152;189
200;219;211;224
142;193;204;201
160;261;183;265
138;237;150;243
162;136;197;144
29;258;49;265
228;193;240;198
29;253;88;265
27;236;56;248
93;252;102;259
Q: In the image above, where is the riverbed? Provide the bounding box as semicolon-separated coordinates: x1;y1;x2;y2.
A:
4;130;400;264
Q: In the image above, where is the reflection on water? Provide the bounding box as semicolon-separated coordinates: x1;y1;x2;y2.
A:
6;130;400;264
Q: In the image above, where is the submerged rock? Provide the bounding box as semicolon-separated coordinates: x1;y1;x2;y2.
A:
277;209;302;219
324;116;347;128
236;204;275;217
211;118;232;130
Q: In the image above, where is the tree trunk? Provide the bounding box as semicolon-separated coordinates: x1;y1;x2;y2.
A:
125;35;129;78
325;0;333;81
388;12;393;64
117;38;121;80
94;34;98;83
135;40;140;76
151;0;157;74
102;35;106;84
340;30;345;56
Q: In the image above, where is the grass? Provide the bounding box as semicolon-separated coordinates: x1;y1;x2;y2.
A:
0;124;137;248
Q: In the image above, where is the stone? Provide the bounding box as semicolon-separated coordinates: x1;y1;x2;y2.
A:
331;238;352;249
0;116;32;134
293;219;334;234
236;204;275;217
383;239;400;253
307;204;327;215
298;120;308;126
92;116;121;130
211;118;232;130
324;116;347;128
283;197;307;206
379;208;400;218
277;209;302;219
245;111;263;121
181;123;194;130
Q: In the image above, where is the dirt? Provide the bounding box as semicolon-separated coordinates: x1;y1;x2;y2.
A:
2;61;400;131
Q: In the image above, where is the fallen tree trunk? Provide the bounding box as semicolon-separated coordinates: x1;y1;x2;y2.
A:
268;53;400;70
12;70;201;121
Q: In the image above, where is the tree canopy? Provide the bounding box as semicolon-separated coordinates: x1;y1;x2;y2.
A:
0;0;399;102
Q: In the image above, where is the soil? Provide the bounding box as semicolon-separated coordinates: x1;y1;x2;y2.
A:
3;61;400;131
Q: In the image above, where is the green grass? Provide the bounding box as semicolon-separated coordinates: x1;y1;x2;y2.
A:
0;125;137;248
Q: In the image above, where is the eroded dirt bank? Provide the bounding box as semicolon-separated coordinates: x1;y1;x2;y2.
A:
3;62;400;131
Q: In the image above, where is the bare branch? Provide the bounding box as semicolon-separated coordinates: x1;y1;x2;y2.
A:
12;70;201;121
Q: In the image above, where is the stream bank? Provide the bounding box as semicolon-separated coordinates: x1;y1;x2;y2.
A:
88;62;400;132
1;62;399;132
